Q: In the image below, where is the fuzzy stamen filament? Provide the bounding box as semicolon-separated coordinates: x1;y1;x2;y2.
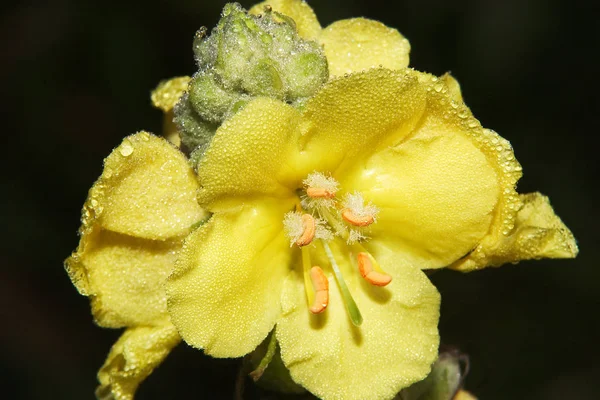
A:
320;207;349;240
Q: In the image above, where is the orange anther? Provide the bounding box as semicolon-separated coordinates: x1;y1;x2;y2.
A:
306;187;336;199
357;252;392;287
295;214;316;247
341;209;375;227
309;266;329;314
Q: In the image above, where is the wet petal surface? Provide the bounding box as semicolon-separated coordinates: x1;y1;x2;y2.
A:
167;198;294;357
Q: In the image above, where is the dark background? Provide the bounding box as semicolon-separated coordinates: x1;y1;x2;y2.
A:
2;0;598;399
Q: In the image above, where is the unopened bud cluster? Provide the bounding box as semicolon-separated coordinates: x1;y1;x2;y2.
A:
175;2;329;165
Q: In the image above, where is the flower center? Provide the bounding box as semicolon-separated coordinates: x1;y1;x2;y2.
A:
283;172;392;326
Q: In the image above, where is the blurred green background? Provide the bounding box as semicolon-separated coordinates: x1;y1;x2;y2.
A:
1;0;597;399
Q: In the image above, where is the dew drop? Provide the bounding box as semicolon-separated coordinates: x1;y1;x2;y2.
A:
120;142;134;157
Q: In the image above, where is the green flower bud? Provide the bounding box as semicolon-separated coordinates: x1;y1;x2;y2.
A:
284;50;329;99
243;58;284;98
176;2;329;167
214;8;265;87
192;27;215;67
188;71;247;123
173;94;218;152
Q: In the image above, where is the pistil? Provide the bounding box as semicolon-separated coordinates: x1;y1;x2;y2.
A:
320;207;348;239
322;241;363;326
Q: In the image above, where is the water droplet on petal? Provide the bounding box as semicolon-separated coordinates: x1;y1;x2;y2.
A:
120;142;134;156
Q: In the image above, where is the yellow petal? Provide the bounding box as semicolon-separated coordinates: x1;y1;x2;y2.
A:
196;98;305;210
440;72;463;103
319;18;410;77
151;76;191;112
65;228;181;327
150;77;190;147
277;241;440;400
344;119;499;269
343;71;525;269
451;192;578;271
301;68;427;174
89;132;204;240
96;322;180;400
421;75;524;268
197;70;426;210
167;198;294;357
249;0;322;40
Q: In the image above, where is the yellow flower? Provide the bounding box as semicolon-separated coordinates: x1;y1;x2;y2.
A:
66;1;577;399
164;3;577;400
65;128;205;399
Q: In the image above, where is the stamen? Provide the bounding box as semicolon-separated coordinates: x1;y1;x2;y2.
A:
309;266;329;314
284;212;317;247
322;241;363;326
302;172;340;210
342;209;375;227
303;172;339;195
321;207;348;237
357;252;392;287
347;229;368;244
296;214;316;246
306;187;336;199
315;221;334;242
341;192;378;227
